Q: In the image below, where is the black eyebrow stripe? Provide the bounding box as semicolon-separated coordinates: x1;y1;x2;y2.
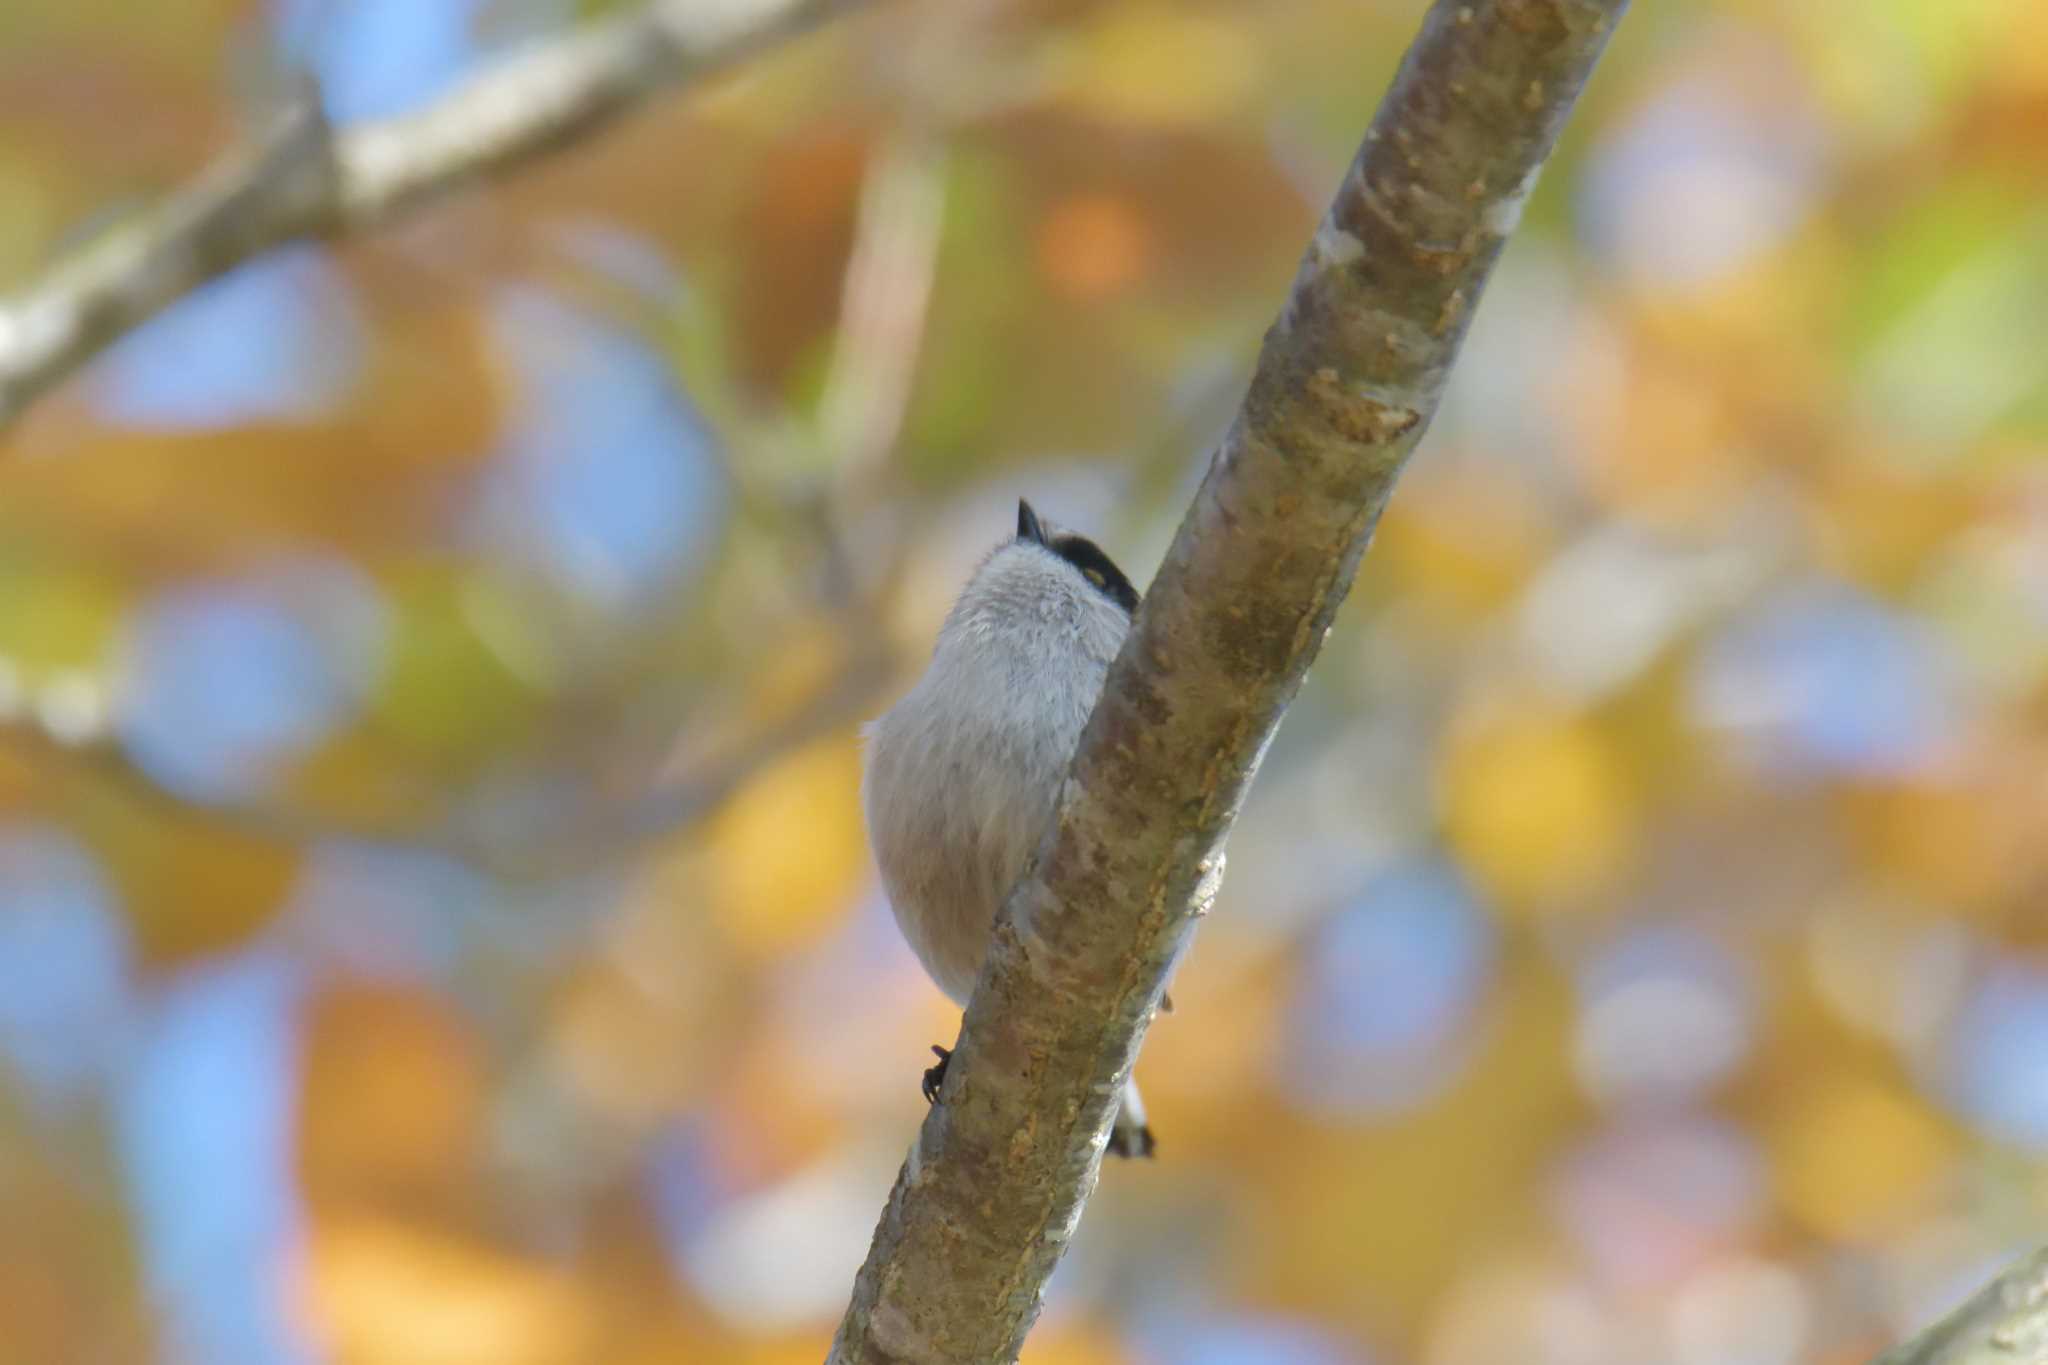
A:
1048;533;1140;615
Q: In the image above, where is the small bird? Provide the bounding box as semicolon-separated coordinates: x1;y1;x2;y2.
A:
862;499;1159;1157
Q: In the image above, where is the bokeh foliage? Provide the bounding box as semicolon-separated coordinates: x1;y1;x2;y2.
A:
1;1;2045;1362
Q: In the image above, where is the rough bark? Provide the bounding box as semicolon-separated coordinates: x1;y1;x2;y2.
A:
1874;1247;2048;1365
828;2;1629;1362
0;0;862;431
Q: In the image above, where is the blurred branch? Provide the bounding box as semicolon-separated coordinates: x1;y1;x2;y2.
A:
816;129;948;492
1873;1247;2048;1365
829;0;1627;1361
0;0;865;432
527;637;896;867
791;123;949;615
0;638;889;866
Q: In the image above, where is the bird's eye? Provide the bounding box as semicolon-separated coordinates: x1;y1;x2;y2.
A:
1085;568;1107;588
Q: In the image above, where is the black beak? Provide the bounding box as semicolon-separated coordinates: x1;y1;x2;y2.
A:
1016;498;1048;545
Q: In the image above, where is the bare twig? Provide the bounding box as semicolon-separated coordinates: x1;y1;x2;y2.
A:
0;640;890;866
0;0;865;431
1874;1247;2048;1365
816;129;948;489
547;639;896;861
828;2;1629;1361
799;123;949;614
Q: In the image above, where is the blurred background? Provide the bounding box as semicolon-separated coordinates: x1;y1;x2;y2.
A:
2;0;2045;1361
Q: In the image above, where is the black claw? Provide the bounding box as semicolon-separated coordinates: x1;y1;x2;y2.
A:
1106;1125;1157;1160
922;1045;951;1105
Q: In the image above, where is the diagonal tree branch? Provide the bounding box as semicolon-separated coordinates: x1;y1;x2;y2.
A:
0;0;865;432
1874;1246;2048;1365
829;1;1628;1361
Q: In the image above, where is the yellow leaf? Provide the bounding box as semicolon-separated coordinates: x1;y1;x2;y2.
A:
1372;471;1552;624
706;735;866;955
1768;1074;1953;1241
308;1215;599;1365
1236;955;1579;1325
1843;778;2026;915
1027;1324;1134;1365
0;569;125;671
1440;705;1634;917
63;774;298;964
369;566;544;764
300;987;485;1207
1056;5;1264;126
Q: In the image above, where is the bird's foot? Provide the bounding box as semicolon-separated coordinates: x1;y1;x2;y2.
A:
921;1045;951;1105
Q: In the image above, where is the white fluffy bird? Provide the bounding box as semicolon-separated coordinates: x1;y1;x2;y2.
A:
862;500;1158;1157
